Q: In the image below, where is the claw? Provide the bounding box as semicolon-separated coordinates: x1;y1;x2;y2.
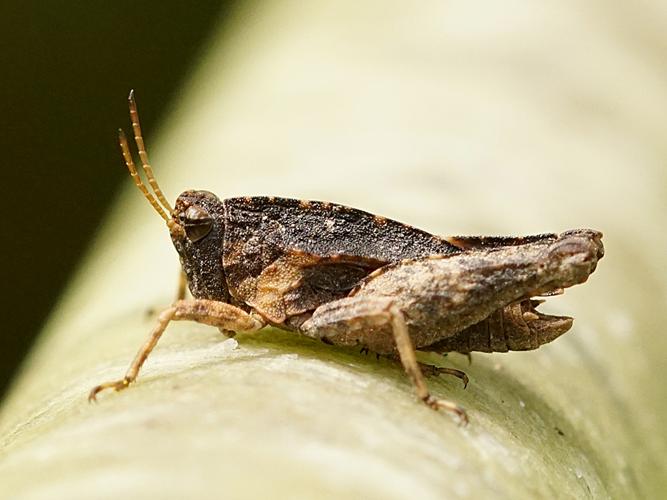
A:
436;367;470;389
460;372;469;389
423;395;469;426
425;366;469;389
87;378;131;403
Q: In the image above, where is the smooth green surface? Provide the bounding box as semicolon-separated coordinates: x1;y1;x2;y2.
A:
1;1;665;498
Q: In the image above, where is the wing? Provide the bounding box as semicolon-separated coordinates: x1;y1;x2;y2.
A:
222;196;458;322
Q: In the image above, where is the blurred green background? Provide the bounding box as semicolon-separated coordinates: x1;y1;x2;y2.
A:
0;1;238;398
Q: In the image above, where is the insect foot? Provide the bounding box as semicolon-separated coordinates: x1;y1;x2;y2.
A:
419;364;469;389
422;395;469;426
388;306;470;425
88;300;264;402
88;378;131;403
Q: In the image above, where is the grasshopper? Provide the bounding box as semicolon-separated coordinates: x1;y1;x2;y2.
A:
89;91;604;424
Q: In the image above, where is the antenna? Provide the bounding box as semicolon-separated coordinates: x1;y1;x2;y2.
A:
117;90;176;223
117;128;170;223
127;90;174;214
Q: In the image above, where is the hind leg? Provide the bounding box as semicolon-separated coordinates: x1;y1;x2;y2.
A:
301;297;468;425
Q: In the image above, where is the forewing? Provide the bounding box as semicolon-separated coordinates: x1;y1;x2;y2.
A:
222;197;458;322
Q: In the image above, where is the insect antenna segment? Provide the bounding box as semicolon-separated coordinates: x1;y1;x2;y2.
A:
127;90;173;213
117;90;174;223
117;128;170;222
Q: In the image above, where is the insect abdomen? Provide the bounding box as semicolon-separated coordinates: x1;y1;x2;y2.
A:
430;301;574;353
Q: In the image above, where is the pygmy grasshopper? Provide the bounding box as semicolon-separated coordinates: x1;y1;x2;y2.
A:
89;92;604;425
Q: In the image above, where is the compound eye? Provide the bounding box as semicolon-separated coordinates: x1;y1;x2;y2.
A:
183;205;213;242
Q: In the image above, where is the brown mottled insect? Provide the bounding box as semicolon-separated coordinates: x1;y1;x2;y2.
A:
89;91;604;424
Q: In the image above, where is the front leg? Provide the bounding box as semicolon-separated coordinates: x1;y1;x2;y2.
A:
89;299;265;401
301;297;468;425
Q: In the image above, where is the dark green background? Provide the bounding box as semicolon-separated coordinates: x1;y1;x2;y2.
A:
0;2;237;398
